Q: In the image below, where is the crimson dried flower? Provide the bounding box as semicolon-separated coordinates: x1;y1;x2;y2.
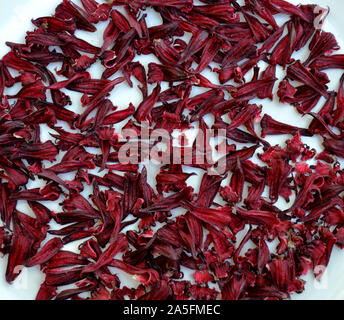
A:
261;114;311;137
334;73;344;126
265;0;312;22
55;0;97;32
32;16;77;33
236;208;279;228
134;83;161;123
309;55;344;71
25;238;64;267
6;235;33;283
257;65;276;100
287;60;329;98
3;52;46;78
231;79;277;101
305;30;339;65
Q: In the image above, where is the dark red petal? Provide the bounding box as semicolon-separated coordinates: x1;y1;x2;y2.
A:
25;238;63;267
82;235;128;273
6;235;33;283
287;60;329;98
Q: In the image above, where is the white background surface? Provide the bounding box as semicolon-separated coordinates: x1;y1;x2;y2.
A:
0;0;344;300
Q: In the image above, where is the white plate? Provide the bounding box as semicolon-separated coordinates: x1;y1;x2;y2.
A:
0;0;344;300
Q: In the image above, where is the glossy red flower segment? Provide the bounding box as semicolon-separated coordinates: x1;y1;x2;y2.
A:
1;0;344;300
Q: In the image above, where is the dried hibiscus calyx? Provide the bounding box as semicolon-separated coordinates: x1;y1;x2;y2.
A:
1;0;344;301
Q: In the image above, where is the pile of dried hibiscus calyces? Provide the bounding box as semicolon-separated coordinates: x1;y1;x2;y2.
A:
0;0;344;300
